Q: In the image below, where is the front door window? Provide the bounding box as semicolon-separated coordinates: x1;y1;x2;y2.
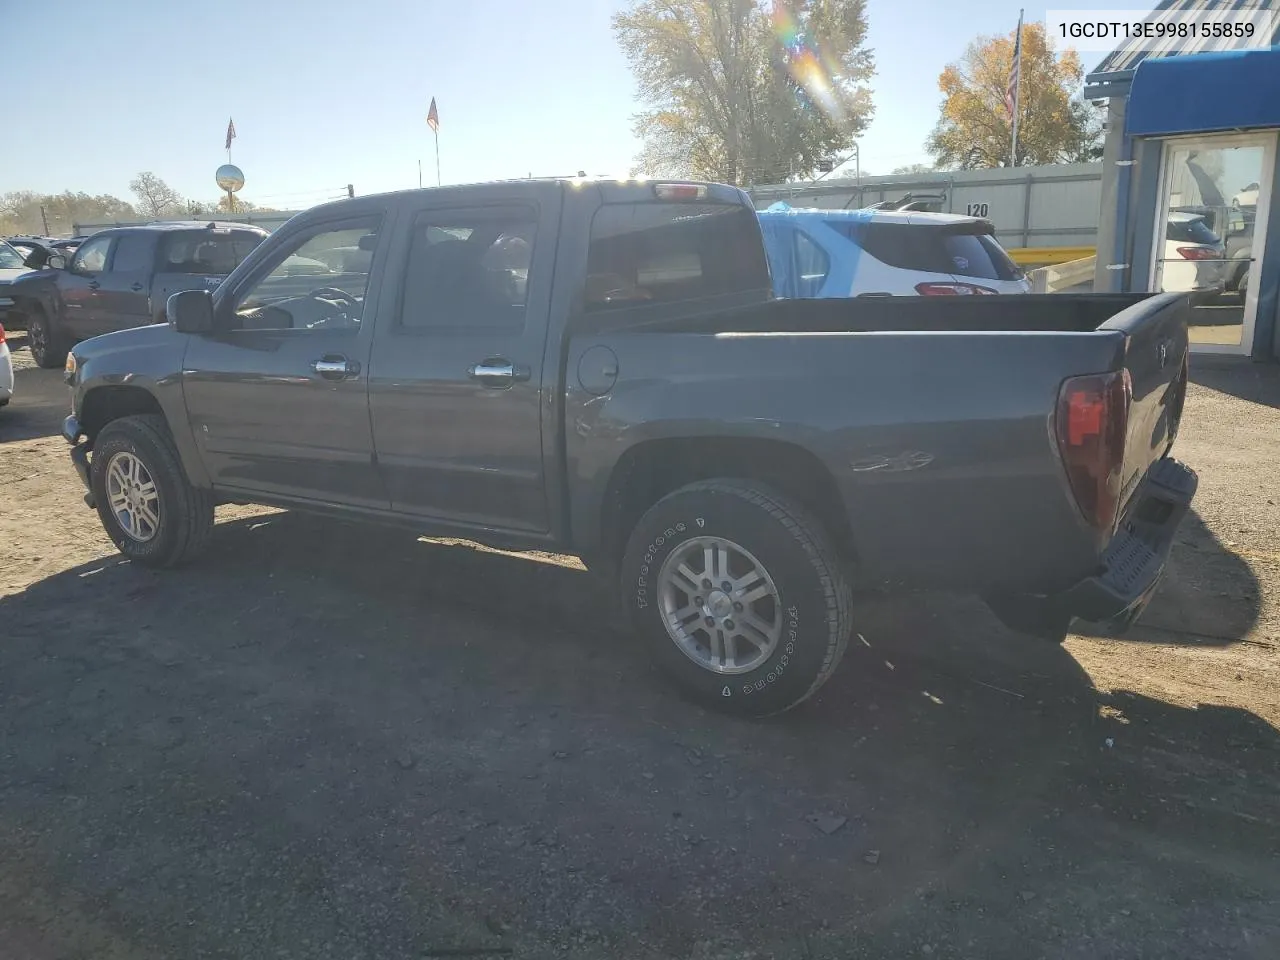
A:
229;220;380;333
69;235;112;275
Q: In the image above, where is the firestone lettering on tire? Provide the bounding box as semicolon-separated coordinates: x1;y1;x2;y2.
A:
742;607;798;694
636;521;688;610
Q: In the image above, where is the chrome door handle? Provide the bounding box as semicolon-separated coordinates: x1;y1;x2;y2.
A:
312;357;357;380
88;280;100;290
467;359;530;387
130;282;145;291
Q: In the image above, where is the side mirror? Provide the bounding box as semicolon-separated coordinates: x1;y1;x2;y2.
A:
167;289;215;334
357;233;378;252
47;254;67;270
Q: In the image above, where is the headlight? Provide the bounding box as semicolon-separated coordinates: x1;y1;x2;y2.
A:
64;353;77;384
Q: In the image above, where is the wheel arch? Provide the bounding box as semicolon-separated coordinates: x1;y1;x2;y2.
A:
80;385;166;445
596;435;856;575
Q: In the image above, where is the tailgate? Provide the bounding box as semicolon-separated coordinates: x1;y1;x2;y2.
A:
1100;292;1191;518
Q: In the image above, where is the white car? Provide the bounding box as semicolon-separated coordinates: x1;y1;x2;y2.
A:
1233;182;1259;209
1160;212;1226;293
0;239;25;407
0;323;13;409
758;205;1032;298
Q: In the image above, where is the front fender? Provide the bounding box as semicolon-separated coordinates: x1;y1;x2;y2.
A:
5;271;59;324
71;326;210;488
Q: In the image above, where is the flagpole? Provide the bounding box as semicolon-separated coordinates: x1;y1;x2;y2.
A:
434;129;441;187
418;158;423;189
1010;9;1023;167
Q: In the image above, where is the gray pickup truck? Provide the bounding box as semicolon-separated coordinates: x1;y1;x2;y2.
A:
10;221;266;369
61;179;1196;715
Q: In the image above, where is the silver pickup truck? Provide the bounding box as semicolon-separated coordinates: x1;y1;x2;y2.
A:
60;178;1196;715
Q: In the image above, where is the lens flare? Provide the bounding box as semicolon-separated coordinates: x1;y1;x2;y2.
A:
770;3;852;125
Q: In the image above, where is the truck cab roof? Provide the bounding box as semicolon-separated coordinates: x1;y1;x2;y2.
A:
87;221;268;236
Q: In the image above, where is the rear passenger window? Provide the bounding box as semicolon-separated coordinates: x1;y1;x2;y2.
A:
794;230;829;297
109;234;153;273
399;208;536;332
1165;218;1219;245
585;202;768;311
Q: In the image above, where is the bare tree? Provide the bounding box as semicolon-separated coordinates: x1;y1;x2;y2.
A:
129;172;184;219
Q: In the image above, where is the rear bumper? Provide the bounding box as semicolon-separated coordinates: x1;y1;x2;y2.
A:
1059;456;1198;631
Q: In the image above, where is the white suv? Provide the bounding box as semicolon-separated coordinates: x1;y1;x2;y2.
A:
758;205;1032;298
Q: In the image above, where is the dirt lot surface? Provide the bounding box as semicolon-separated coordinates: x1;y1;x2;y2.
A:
2;332;1278;959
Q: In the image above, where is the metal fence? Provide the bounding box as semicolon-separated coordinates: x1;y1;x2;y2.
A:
747;161;1103;254
75;162;1105;260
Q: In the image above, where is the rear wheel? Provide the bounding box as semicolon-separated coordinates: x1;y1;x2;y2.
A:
90;414;215;567
621;479;853;717
27;306;68;369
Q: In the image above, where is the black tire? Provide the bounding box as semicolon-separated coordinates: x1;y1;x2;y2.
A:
90;414;215;567
27;306;68;369
621;479;853;717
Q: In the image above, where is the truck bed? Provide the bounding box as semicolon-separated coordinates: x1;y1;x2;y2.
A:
566;292;1190;595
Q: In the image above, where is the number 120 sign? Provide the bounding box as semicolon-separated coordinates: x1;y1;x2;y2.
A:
966;202;989;218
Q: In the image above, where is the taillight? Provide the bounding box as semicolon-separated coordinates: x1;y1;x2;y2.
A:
1055;370;1131;532
0;323;5;344
1176;246;1217;261
914;282;998;295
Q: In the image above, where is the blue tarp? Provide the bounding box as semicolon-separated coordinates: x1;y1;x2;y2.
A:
1127;47;1280;138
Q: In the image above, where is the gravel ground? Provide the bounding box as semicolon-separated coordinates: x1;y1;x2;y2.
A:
1;332;1278;960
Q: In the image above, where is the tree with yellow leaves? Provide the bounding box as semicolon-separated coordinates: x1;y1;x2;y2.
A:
927;21;1101;170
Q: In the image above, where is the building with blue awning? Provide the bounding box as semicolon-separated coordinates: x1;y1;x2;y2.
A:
1085;0;1280;359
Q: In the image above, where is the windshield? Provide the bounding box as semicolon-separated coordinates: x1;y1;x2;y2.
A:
0;241;26;269
1167;216;1221;246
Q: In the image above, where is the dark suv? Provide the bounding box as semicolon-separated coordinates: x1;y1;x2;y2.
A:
9;221;267;368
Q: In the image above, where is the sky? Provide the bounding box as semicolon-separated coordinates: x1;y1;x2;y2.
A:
0;0;1112;210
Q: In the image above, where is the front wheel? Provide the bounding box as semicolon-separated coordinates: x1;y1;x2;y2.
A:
27;306;68;369
621;480;853;717
90;414;215;567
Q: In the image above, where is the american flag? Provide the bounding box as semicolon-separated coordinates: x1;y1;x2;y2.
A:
225;117;236;150
426;98;439;134
1005;12;1023;120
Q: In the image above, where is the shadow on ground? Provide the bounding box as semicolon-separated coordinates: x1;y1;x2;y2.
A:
1087;509;1263;646
1190;356;1280;410
1;514;1277;959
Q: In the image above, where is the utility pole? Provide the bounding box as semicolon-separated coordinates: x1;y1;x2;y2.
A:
40;205;50;234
